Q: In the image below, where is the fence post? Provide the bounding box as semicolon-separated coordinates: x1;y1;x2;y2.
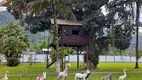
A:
125;55;126;62
44;54;46;63
105;55;107;62
114;55;115;63
122;55;123;62
77;53;79;68
130;56;131;62
68;55;70;62
22;55;24;63
34;54;36;63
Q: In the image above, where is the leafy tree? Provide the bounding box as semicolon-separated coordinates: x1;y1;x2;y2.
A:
106;0;134;50
38;40;48;50
114;24;133;51
0;0;79;73
50;47;74;62
29;40;48;53
0;22;29;62
106;0;142;69
73;0;136;68
74;0;109;68
0;0;77;33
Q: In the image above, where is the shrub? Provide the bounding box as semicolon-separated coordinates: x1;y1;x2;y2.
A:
88;54;99;68
7;57;20;67
28;54;33;66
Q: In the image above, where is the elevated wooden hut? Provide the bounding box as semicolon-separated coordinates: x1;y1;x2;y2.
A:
51;19;89;47
51;19;92;68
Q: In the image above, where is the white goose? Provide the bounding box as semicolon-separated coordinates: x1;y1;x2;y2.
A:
119;68;127;80
1;71;8;80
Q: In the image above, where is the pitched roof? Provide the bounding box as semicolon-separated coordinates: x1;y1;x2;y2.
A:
50;18;82;26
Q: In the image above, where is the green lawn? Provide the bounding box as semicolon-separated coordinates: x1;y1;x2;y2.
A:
0;62;142;80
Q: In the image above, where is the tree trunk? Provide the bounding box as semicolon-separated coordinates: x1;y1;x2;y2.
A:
85;45;89;69
88;36;98;69
53;0;61;74
135;1;140;69
111;24;115;51
77;50;79;68
56;58;61;74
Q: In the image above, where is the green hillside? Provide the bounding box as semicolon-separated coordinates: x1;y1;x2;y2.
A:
0;11;16;27
0;11;51;43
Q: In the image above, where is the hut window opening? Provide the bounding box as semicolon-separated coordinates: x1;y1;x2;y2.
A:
72;29;79;35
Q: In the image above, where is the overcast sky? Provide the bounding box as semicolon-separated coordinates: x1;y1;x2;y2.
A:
0;0;2;1
0;0;6;12
0;7;6;12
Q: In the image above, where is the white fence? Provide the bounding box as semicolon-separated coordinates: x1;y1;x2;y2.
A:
99;55;140;62
1;54;142;63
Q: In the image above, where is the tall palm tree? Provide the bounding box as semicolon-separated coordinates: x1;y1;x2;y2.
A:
129;0;142;69
0;0;79;74
125;0;142;69
135;0;140;69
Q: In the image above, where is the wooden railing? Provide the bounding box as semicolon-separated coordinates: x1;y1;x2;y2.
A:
100;73;112;80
